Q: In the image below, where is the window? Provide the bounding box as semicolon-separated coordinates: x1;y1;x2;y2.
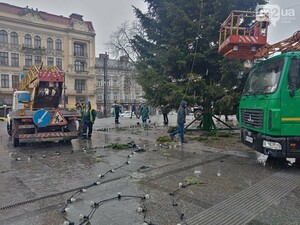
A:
55;39;62;50
75;79;85;93
47;57;54;66
11;53;19;67
75;60;85;72
0;30;8;43
74;42;85;56
288;58;300;90
10;32;18;45
113;93;118;100
56;58;62;70
34;35;41;48
1;74;9;88
47;38;53;49
113;79;117;87
97;79;102;87
64;96;68;105
12;75;19;89
244;58;284;95
35;55;42;65
25;55;32;67
0;52;9;66
24;34;32;48
97;95;102;101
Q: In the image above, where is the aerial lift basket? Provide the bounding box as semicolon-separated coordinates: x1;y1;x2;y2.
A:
218;10;269;60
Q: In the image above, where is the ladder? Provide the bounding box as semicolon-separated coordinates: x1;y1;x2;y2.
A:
18;64;42;90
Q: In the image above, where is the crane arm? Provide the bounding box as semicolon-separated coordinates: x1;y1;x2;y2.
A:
254;31;300;59
18;64;42;90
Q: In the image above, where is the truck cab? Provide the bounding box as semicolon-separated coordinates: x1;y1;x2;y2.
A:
239;52;300;159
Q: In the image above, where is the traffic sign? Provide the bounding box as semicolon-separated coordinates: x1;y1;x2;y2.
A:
49;109;67;126
33;109;51;127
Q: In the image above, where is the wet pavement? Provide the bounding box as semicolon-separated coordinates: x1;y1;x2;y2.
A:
0;114;299;225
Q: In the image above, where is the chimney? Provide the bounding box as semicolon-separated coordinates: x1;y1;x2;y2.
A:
69;13;83;21
99;53;109;59
120;56;129;63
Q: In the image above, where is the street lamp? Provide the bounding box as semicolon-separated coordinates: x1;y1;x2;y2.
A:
103;53;108;117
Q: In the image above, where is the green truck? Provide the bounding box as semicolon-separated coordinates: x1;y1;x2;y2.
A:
239;52;300;159
218;11;300;160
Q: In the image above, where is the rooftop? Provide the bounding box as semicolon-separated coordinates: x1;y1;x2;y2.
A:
96;54;136;70
0;2;95;32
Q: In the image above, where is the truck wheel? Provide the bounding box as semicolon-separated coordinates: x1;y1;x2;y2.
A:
13;137;19;147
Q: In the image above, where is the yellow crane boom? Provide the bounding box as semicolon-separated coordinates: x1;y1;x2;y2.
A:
18;64;42;90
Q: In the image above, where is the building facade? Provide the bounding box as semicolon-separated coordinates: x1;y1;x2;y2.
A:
0;3;96;109
95;53;144;116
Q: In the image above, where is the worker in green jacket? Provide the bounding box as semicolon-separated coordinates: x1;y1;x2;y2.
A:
82;101;97;139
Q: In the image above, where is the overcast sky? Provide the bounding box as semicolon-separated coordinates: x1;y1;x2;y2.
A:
267;0;300;43
1;0;300;57
1;0;147;57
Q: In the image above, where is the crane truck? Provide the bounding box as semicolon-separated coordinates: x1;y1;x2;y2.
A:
219;10;300;160
7;64;80;146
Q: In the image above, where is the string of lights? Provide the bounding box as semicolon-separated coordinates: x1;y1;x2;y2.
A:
60;141;154;225
169;182;195;225
10;136;180;162
9;136;193;224
76;193;150;225
9;140;142;162
61;168;196;225
11;147;97;162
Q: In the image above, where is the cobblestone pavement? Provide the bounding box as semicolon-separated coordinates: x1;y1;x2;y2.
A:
0;114;299;225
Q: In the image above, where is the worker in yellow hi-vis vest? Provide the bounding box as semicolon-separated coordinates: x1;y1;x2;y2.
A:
82;101;97;139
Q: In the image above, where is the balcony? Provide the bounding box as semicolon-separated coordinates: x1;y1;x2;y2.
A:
45;49;64;57
22;45;46;55
22;44;33;49
74;70;88;75
0;87;14;94
73;52;88;58
0;62;9;68
23;65;32;70
67;71;94;79
66;89;96;96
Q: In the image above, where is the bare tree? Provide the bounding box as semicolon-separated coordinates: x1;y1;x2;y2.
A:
105;20;145;63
